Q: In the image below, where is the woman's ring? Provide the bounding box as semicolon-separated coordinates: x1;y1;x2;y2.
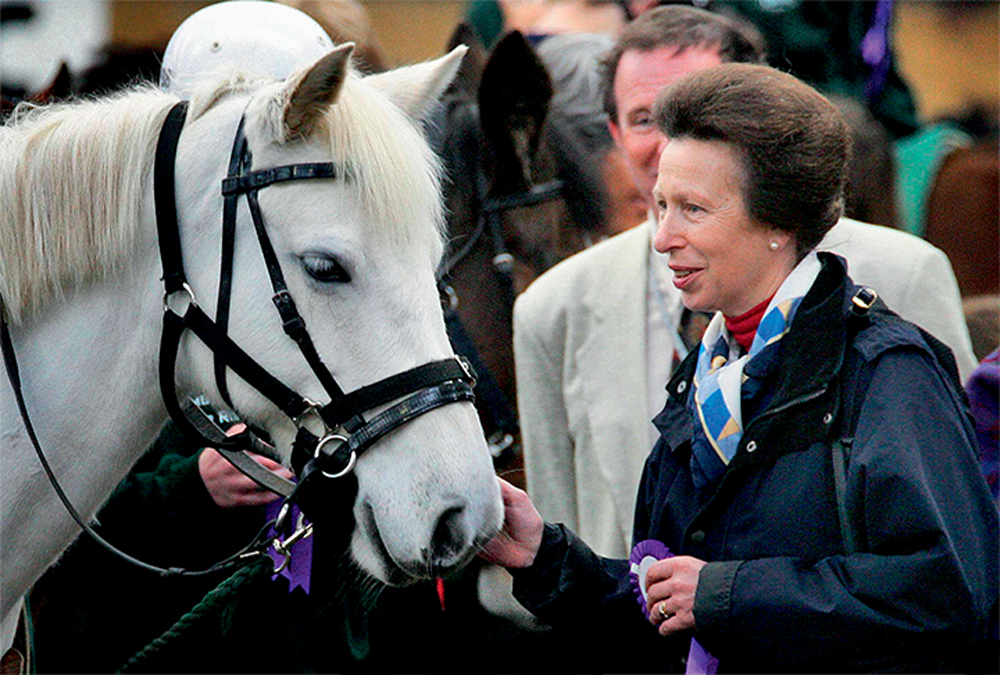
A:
658;602;671;621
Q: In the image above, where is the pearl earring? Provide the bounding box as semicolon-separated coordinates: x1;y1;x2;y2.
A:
768;241;779;251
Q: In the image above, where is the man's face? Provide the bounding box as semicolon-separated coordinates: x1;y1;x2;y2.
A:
608;45;724;208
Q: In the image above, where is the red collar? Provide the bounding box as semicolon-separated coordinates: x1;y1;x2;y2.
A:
724;294;774;352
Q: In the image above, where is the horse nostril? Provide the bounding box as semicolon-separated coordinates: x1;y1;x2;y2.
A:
429;504;467;566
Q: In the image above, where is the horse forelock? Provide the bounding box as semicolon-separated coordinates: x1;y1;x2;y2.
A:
245;70;447;253
0;87;178;323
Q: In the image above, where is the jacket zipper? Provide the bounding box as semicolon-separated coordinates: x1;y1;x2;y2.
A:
743;384;829;436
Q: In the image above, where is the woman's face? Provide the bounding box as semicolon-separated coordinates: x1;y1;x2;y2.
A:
652;138;797;316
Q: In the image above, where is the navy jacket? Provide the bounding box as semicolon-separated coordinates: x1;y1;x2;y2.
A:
513;253;998;673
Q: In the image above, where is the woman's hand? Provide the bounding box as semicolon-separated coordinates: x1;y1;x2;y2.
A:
197;423;294;508
646;556;707;635
478;478;545;569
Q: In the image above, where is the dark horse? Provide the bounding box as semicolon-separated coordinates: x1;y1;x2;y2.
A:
430;27;610;488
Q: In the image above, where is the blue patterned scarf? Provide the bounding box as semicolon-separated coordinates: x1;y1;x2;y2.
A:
689;252;821;490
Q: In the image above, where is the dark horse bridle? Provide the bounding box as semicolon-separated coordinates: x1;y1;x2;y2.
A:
432;98;564;460
1;101;479;577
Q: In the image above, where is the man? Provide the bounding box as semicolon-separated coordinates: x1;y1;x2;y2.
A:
514;5;977;559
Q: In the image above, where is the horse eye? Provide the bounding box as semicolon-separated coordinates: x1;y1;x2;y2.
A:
302;255;351;283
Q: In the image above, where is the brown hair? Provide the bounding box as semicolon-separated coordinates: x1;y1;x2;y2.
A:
653;63;851;256
601;5;766;123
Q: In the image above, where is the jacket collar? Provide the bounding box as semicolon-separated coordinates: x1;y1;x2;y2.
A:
766;252;849;405
657;252;852;457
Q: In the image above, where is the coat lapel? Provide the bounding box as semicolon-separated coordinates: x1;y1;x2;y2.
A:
575;221;654;538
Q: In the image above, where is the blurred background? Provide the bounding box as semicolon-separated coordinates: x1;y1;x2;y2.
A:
2;0;997;336
2;1;996;126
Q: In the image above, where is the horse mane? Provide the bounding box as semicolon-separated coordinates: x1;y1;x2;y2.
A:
1;67;445;324
0;87;177;323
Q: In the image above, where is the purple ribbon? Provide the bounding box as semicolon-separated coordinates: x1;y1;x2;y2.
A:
629;539;717;675
265;501;313;594
861;0;894;100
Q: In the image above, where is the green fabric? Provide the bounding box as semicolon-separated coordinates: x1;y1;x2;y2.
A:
712;0;920;139
30;424;268;673
465;0;505;48
893;122;972;237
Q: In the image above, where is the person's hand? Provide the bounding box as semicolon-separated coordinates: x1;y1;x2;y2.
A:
645;556;707;635
478;478;545;569
197;424;293;508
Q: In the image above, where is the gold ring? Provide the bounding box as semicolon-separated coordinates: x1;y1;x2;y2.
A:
658;602;671;621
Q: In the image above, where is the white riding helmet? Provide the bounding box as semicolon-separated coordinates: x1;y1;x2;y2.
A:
160;0;335;98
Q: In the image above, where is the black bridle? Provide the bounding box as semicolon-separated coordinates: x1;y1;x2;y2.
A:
437;178;562;459
158;100;479;513
432;98;565;460
436;162;564;309
1;100;479;578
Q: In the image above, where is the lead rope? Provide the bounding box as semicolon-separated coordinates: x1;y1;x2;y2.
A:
116;555;275;673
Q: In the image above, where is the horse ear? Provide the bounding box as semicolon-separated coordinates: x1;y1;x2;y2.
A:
478;31;552;191
366;46;467;122
34;61;73;103
282;43;355;140
445;23;486;97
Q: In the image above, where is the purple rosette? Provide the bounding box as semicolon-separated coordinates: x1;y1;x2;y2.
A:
629;539;673;619
628;539;718;675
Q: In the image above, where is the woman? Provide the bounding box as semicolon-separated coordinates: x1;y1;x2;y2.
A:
484;64;998;673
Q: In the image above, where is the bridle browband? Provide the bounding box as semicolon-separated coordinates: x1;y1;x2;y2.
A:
436;175;564;294
0;99;480;578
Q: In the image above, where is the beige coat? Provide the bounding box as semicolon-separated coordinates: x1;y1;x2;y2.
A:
514;216;976;557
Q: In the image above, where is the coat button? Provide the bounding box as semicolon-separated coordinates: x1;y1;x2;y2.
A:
677;381;687;394
690;530;706;544
746;440;757;453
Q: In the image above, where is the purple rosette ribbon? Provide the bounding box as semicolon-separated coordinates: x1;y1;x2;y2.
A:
629;539;673;618
265;501;313;594
861;0;894;100
629;539;719;675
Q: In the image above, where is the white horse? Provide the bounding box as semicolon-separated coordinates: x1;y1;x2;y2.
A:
0;45;503;652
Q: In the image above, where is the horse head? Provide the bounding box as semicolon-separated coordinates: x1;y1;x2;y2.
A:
457;29;611;287
0;47;503;622
169;46;503;583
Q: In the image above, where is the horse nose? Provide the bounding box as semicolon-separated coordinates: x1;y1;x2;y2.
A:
425;503;470;570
